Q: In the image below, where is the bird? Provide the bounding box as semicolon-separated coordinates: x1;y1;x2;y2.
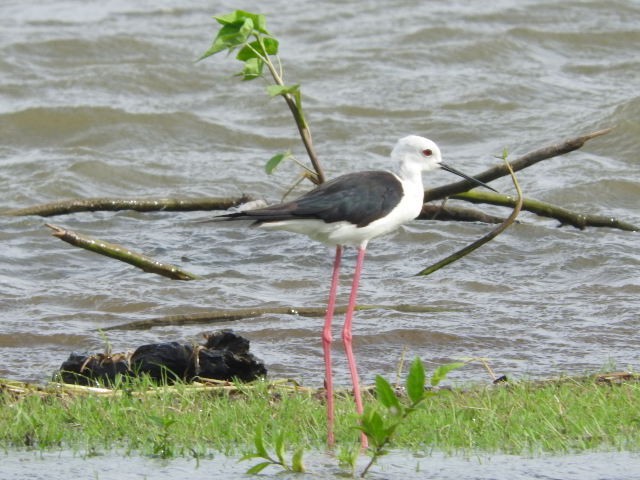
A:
217;135;496;448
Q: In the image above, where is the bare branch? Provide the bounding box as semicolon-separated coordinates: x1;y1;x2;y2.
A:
101;304;439;331
424;128;613;202
5;196;252;217
453;191;638;231
46;224;199;281
416;156;523;276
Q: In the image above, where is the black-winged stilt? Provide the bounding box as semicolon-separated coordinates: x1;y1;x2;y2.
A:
218;135;496;447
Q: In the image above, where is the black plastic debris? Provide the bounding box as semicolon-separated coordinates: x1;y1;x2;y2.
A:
203;329;250;353
130;341;196;382
56;329;266;385
58;352;130;386
196;330;266;382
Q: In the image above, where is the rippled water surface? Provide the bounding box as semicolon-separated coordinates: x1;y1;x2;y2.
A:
1;0;639;394
5;450;640;480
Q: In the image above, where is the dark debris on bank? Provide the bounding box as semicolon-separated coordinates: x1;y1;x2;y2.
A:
56;329;267;386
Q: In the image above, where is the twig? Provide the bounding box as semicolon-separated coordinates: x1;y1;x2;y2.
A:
394;347;408;389
416;156;523;276
101;304;442;331
5;196;253;217
423;128;613;202
452;191;638;231
45;224;199;281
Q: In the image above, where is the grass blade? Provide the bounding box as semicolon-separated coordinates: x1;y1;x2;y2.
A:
253;425;269;459
274;431;285;465
291;447;305;472
246;461;271;474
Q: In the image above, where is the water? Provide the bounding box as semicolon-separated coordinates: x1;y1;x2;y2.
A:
4;449;640;480
0;0;639;401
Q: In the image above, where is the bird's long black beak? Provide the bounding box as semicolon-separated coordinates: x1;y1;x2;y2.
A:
440;162;497;192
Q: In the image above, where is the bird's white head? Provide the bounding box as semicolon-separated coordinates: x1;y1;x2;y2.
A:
392;135;443;179
392;134;498;192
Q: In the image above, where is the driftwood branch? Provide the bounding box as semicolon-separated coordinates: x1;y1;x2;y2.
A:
453;191;638;231
424;128;613;202
416;157;524;276
6;129;633;233
418;204;505;224
46;224;199;281
5;196;253;217
101;304;440;331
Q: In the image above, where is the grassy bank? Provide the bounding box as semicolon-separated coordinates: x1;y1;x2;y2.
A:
1;374;639;459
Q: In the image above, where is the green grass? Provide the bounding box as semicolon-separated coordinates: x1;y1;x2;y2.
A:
1;375;639;458
402;378;640;453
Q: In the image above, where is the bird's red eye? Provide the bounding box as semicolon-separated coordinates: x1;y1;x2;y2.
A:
422;149;432;156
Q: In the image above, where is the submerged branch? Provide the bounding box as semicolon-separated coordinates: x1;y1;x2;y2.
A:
46;224;199;281
424;128;613;202
418;204;505;224
101;304;442;331
453;191;638;231
5;196;253;217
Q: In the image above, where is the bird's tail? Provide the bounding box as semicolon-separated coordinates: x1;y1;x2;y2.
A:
195;199;268;224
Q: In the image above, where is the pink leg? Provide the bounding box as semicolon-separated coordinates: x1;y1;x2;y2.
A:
323;245;342;446
342;244;368;449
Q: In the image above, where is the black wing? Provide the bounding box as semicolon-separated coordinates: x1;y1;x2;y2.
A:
222;171;403;228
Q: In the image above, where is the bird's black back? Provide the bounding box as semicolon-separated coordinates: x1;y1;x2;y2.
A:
222;171;404;228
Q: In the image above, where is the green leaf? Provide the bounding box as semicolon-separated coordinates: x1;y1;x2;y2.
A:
291;447;305;473
148;414;163;427
246;461;271;474
239;453;261;461
360;408;386;447
199;18;255;60
265;151;291;174
238;57;264;80
148;414;175;429
266;84;300;97
274;431;285;465
215;10;269;35
406;357;426;404
236;38;279;61
375;375;401;413
214;10;246;25
253;425;269;459
431;361;465;387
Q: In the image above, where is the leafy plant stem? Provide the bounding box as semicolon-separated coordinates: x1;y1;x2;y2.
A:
357;358;465;477
247;37;324;184
360;404;412;477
